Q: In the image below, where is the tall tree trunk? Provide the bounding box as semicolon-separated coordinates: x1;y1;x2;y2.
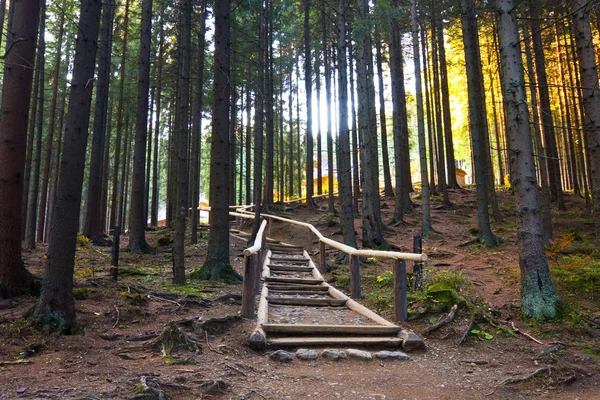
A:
0;0;41;297
151;6;165;229
524;24;553;239
303;0;315;207
529;1;565;211
572;0;600;238
422;22;438;196
337;0;356;248
324;23;336;214
25;2;45;250
374;7;393;198
246;82;253;205
34;0;102;329
197;0;240;281
263;1;274;208
191;2;207;244
357;0;386;248
436;17;459;189
497;0;559;320
172;0;192;283
460;0;497;244
83;0;114;240
348;36;361;212
410;0;432;235
128;0;152;253
110;0;130;229
38;6;66;243
288;66;294;198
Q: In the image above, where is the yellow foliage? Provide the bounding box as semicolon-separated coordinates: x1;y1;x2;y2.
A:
503;174;511;187
546;233;575;261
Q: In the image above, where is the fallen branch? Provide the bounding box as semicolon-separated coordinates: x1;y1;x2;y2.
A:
500;365;554;385
148;294;181;307
424;304;459;335
113;305;120;329
205;331;223;355
0;360;33;366
511;322;544;345
458;313;475;345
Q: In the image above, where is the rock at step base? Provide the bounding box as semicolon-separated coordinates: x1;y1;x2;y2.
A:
398;329;425;351
320;350;347;360
296;348;319;360
269;350;293;362
346;349;372;360
373;351;409;360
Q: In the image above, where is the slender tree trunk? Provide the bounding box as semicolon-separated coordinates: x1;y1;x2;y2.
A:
324;23;336;213
422;22;438;196
263;1;274;208
348;37;360;212
110;0;130;229
151;6;165;229
524;25;553;239
529;1;565;211
337;0;356;248
497;0;559;319
0;0;41;297
411;0;432;235
436;17;459;188
128;0;152;252
246;82;253;205
288;66;294;198
34;0;102;329
303;0;314;206
25;3;45;249
83;0;114;240
191;2;207;244
38;6;65;243
0;0;7;50
572;0;600;237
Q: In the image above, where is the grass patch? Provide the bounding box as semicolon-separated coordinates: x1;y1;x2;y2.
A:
157;281;216;297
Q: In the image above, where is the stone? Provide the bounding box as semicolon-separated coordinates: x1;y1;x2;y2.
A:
16;388;26;394
269;350;293;362
296;349;319;360
373;351;409;360
346;349;372;360
398;329;425;351
320;350;347;360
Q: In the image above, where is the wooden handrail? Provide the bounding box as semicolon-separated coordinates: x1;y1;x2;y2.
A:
243;219;268;256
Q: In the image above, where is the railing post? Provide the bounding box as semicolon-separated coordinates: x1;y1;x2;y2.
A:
413;235;423;290
110;226;121;281
394;259;408;322
319;241;326;274
350;255;361;299
307;228;312;253
242;254;257;318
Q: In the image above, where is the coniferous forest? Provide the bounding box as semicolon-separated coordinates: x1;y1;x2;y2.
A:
1;0;600;397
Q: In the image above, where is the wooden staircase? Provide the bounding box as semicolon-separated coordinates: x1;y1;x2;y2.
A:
248;244;422;351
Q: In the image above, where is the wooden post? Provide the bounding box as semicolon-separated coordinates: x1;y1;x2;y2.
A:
350;255;361;299
413;235;423;290
268;217;272;239
110;226;121;281
242;255;257;318
394;260;408;322
319;241;326;274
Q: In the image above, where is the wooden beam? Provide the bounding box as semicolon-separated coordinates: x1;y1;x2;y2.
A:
269;257;310;263
267;264;314;272
266;284;329;291
267;290;331;296
262;324;401;335
267;336;402;347
265;277;324;285
266;296;347;307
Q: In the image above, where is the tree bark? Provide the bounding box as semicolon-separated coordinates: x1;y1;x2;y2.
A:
497;0;559;319
34;0;102;329
303;0;315;207
151;6;165;229
129;0;152;253
572;0;600;238
0;0;40;298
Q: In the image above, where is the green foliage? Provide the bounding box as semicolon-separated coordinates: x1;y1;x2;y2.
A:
376;270;393;287
427;270;472;293
76;233;90;249
73;288;89;300
470;329;494;340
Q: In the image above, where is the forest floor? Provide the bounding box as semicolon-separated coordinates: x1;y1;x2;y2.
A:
1;187;599;399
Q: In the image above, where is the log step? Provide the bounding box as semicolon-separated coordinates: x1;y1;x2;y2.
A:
268;264;314;272
265;277;324;285
268;244;305;251
263;324;402;335
266;296;346;307
269;257;310;263
266;284;329;291
270;271;309;276
267;336;403;347
268;290;330;296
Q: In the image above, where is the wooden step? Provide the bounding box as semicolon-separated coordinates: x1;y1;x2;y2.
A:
268;290;331;296
262;324;402;335
268;244;305;251
266;296;346;307
269;270;309;276
269;257;310;263
265;277;323;285
267;336;403;347
268;264;313;272
266;284;329;291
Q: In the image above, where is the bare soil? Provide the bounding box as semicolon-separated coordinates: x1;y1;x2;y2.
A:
1;188;599;399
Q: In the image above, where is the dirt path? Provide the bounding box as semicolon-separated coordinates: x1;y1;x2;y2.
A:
1;188;598;399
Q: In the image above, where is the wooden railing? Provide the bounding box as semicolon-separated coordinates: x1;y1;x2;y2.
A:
202;206;427;322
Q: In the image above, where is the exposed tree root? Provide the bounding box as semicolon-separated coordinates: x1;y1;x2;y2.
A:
424;304;459;335
199;379;229;394
149;326;201;356
458;313;475;345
